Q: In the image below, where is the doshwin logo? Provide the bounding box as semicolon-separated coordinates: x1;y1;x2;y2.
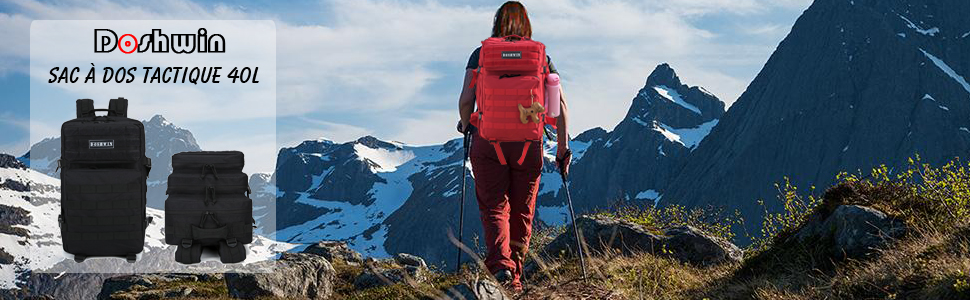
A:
88;140;115;149
501;51;522;59
95;28;225;54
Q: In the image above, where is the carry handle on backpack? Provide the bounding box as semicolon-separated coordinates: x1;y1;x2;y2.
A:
75;98;128;118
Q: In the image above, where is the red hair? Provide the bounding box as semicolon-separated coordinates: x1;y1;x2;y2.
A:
492;1;532;38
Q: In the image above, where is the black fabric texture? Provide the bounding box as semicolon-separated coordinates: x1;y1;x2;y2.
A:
165;151;253;264
60;98;149;261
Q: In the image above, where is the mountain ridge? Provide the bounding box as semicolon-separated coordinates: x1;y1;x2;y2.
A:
662;0;970;242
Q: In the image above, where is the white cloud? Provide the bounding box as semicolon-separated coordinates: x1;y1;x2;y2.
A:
0;111;30;131
278;117;374;147
0;137;28;157
0;0;812;148
391;109;461;146
0;112;30;155
273;1;489;116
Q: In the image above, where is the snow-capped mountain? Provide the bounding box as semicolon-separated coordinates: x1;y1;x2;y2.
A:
273;63;724;269
562;64;725;213
664;0;970;241
23;115;203;208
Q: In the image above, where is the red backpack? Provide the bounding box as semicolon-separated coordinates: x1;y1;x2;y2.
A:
469;35;555;165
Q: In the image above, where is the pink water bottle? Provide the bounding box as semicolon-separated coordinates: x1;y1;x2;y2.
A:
545;73;561;117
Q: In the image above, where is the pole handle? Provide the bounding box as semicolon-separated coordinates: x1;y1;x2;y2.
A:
557;148;572;179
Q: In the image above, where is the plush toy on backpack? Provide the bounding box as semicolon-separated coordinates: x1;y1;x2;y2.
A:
468;35;555;165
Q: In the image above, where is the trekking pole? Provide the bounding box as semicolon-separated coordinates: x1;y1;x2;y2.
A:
558;148;588;281
456;122;472;272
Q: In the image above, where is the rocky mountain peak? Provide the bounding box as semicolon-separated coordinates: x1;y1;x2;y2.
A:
624;63;725;130
355;136;398;150
574;127;608;143
290;139;337;155
645;63;682;88
145;114;171;127
0;154;27;169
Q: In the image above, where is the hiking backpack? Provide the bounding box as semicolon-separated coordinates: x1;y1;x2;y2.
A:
469;35;554;165
165;151;253;264
59;98;151;263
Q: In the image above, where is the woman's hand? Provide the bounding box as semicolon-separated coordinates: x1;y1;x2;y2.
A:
556;141;571;177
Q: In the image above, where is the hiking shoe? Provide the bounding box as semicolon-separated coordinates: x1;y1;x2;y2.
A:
493;269;513;285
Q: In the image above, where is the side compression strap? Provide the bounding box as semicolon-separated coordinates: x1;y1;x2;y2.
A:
517;141;531;165
70;215;141;226
62;230;143;241
491;142;507;165
62;183;140;194
176;212;247;264
62;198;139;210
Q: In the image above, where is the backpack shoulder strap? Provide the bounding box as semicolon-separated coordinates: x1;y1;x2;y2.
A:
76;99;95;118
108;97;128;117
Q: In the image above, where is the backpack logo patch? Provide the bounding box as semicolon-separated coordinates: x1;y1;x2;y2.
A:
89;140;114;149
501;51;522;59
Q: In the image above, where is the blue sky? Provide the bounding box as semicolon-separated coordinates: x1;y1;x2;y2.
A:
0;0;812;156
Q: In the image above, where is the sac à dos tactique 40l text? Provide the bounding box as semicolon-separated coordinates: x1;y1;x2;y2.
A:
468;35;555;165
59;98;151;263
165;151;253;264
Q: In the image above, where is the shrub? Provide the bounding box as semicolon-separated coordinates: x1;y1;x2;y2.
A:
752;155;970;251
596;203;741;241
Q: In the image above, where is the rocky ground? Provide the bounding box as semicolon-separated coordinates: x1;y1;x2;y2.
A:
86;176;970;299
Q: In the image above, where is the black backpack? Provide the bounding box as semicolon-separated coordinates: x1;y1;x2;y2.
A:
165;151;253;264
58;98;151;263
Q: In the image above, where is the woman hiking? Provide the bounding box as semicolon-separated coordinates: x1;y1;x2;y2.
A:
457;1;571;290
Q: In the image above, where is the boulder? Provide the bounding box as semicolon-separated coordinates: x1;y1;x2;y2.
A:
97;275;157;300
543;215;664;257
542;216;742;266
394;253;427;268
446;279;510;300
0;154;26;170
795;205;906;259
353;254;428;289
225;253;336;299
97;274;206;300
663;226;743;266
302;241;364;265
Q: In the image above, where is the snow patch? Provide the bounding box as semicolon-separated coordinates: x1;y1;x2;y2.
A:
652;120;719;149
921;49;970;97
651;85;701;115
635;189;660;200
899;15;939;36
632;116;649;127
353;144;416;172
